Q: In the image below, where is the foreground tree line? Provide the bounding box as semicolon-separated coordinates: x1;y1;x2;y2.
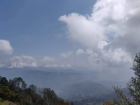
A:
0;76;74;105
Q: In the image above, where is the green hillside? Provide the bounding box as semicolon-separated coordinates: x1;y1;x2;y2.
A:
0;99;16;105
0;75;73;105
59;81;113;97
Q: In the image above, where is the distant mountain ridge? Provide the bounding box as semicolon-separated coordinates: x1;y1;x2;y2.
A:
0;68;127;91
59;80;113;98
98;80;127;88
0;68;99;90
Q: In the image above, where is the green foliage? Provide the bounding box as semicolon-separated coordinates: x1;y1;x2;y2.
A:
0;77;8;86
0;76;73;105
9;93;16;102
0;86;11;100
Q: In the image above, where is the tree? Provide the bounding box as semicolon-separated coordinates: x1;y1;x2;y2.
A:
13;77;23;89
9;79;16;91
42;88;53;105
0;86;11;100
70;102;74;105
29;84;37;94
114;53;140;105
0;76;70;105
41;88;59;105
0;77;8;86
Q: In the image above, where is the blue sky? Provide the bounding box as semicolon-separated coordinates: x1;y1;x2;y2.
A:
0;0;95;57
0;0;140;80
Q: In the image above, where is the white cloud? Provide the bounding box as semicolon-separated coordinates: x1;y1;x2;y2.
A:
40;56;72;68
0;40;13;55
40;56;57;67
41;56;55;62
40;56;58;67
10;55;36;62
59;0;140;70
76;49;84;55
61;51;73;58
67;64;72;67
60;65;65;67
8;55;37;68
59;13;105;48
44;64;58;67
86;49;93;55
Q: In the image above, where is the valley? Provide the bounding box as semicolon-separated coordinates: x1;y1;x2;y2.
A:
0;68;127;105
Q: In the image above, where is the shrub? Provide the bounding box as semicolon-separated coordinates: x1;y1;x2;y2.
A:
9;93;16;102
0;86;11;100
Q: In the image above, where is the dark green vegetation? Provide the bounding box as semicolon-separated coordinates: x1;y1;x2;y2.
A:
0;76;74;105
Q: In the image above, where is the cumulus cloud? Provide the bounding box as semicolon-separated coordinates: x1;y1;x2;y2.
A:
0;55;72;68
44;64;58;67
41;56;55;62
86;49;94;55
61;51;73;58
0;40;13;55
76;49;85;55
59;13;105;48
8;55;37;68
40;56;57;67
39;56;72;68
60;64;72;67
59;0;140;69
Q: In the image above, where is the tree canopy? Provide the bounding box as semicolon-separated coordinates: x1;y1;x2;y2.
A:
0;75;73;105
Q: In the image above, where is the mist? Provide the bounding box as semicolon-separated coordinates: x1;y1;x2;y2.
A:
0;67;131;90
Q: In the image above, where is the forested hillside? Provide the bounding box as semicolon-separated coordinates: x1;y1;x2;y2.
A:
0;75;74;105
59;81;113;97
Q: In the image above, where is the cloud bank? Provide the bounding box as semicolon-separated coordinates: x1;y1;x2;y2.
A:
8;55;37;68
59;0;140;70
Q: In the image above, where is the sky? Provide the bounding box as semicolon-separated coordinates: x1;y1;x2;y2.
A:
0;0;140;80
